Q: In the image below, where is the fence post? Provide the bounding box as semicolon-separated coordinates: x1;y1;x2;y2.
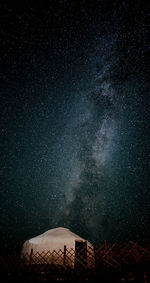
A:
29;248;33;265
64;245;66;267
144;272;147;283
104;240;108;261
94;246;97;269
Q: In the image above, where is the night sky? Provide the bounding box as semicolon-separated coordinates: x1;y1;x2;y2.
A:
0;0;150;252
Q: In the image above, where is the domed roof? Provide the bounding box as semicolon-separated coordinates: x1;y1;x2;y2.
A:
21;227;92;255
29;227;85;244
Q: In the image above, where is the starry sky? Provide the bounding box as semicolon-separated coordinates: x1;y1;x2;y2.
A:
0;0;150;251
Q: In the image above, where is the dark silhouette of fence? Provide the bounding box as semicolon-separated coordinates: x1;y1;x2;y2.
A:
0;241;150;282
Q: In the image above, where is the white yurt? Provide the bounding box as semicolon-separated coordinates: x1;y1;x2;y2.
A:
21;227;94;268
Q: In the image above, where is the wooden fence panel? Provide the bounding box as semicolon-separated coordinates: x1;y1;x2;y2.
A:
1;241;150;282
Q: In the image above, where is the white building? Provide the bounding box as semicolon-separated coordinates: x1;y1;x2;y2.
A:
21;227;94;268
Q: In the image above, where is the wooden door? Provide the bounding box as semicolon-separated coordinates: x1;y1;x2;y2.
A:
75;240;87;269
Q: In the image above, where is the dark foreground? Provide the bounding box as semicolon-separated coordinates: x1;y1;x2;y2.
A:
1;264;150;283
1;241;150;282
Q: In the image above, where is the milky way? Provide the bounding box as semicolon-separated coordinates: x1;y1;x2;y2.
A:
0;0;149;250
49;30;150;243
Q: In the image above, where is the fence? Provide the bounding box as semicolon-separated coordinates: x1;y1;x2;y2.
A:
0;241;150;282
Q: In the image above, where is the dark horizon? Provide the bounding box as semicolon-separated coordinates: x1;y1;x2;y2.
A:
0;0;150;253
